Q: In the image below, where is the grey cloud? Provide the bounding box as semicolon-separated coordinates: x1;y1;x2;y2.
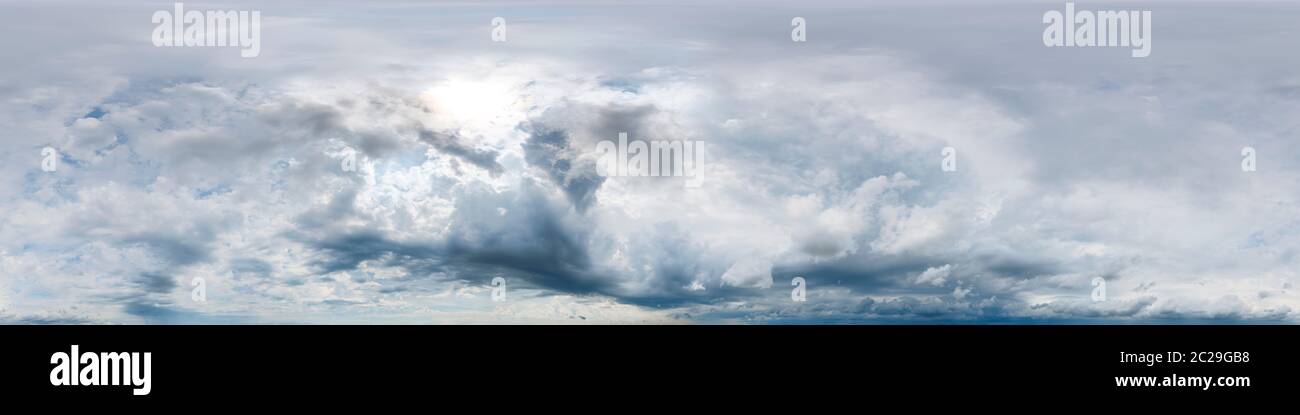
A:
118;233;213;267
417;129;503;174
122;301;251;324
522;127;604;212
230;258;274;277
304;231;442;276
134;272;177;294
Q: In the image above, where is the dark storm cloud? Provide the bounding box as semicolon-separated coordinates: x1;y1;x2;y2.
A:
977;254;1061;280
304;230;442;275
436;181;604;293
294;180;619;296
774;254;939;293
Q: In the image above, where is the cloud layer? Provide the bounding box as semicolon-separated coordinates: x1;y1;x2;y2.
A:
1;1;1298;323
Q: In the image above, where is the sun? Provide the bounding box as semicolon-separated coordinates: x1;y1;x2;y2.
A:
420;77;523;133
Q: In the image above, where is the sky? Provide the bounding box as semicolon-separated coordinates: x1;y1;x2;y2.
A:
1;0;1298;324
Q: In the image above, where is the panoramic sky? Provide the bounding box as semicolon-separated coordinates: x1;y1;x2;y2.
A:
2;0;1298;323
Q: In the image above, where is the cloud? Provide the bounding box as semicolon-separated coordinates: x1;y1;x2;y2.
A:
915;265;952;286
